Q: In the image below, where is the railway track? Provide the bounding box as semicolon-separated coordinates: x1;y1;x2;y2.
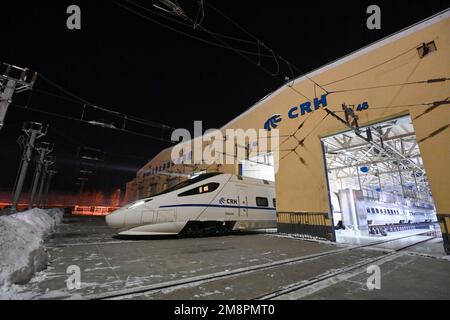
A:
82;231;436;300
255;235;437;300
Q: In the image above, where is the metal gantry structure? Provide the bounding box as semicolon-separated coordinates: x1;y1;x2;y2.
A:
1;62;60;212
0;63;37;131
42;169;57;208
322;116;432;203
11;122;47;210
29;142;53;208
10;124;57;211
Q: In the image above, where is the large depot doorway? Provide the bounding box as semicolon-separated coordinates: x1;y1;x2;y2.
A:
321;115;441;245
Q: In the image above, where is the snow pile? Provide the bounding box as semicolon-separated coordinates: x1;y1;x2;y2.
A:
0;208;63;289
44;208;64;226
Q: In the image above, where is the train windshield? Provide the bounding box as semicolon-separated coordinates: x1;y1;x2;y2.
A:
152;172;223;197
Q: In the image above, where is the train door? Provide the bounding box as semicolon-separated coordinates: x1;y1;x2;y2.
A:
238;188;248;217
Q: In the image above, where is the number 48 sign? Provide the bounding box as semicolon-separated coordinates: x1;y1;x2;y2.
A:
356;102;369;112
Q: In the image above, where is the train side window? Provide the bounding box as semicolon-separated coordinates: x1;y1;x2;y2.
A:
178;183;220;197
256;197;269;207
371;208;375;214
375;208;379;214
273;198;276;208
366;208;370;213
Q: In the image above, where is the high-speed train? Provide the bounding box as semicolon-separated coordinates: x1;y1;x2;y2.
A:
331;190;437;236
106;172;277;236
363;201;436;226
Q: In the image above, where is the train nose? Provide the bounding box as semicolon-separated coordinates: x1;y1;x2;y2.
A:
105;209;125;228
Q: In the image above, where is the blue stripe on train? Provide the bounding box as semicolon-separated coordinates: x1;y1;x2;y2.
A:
159;203;276;211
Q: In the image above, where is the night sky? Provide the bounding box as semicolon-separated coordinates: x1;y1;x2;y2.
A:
1;0;448;196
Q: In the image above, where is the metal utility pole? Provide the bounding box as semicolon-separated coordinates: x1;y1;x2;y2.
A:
11;122;47;211
29;142;53;209
0;63;37;131
37;156;55;208
43;170;57;208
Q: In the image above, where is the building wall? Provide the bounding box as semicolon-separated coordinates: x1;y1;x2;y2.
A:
126;10;450;248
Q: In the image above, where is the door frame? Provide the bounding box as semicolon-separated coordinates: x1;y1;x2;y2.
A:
238;187;249;217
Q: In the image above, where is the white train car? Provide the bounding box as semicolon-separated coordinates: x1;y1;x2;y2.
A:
360;199;437;235
364;202;407;226
363;201;436;226
106;172;277;236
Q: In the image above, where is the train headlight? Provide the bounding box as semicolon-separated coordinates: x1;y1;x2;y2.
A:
128;200;145;209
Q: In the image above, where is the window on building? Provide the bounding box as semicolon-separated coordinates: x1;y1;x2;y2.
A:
256;197;269;207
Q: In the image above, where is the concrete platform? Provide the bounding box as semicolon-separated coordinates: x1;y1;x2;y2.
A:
6;215;450;300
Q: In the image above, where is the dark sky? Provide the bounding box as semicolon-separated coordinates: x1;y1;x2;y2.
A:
0;0;448;195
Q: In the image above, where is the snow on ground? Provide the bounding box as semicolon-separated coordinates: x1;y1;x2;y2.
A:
0;208;63;296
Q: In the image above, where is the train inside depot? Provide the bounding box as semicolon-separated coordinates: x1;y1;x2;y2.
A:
323;115;439;241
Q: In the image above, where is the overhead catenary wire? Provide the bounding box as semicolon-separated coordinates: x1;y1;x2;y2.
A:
193;0;205;29
124;0;256;45
114;0;275;58
50;127;150;162
188;14;314;102
115;0;315;102
328;77;450;94
113;1;351;166
11;103;175;144
178;1;342;157
322;45;420;87
37;73;175;130
205;1;329;95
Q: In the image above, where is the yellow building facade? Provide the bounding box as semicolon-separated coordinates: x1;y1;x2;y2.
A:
126;10;450;252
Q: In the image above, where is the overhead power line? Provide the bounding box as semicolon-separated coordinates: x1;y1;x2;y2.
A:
124;0;256;45
322;45;420;87
116;0;323;98
11;103;175;144
51;127;150;162
114;0;275;58
328;77;450;94
205;1;329;94
37;73;175;130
